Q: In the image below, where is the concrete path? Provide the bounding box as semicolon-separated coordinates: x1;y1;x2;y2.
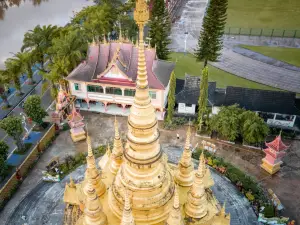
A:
169;0;300;93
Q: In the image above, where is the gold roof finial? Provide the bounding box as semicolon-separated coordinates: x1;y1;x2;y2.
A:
220;202;226;216
165;186;182;225
106;143;111;157
173;186;180;209
197;151;206;177
86;135;93;157
114;116;120;139
121;189;135;225
184;124;191;151
69;176;76;188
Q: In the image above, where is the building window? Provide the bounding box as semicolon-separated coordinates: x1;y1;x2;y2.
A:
74;83;81;91
87;85;103;93
105;87;122;95
149;91;156;99
186;103;192;107
124;89;136;97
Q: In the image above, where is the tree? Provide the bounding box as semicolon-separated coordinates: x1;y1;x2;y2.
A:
22;25;60;72
10;51;36;84
240;111;269;144
0;157;8;179
198;66;209;131
148;0;171;60
3;58;23;95
0;74;11;108
166;72;176;123
24;95;47;125
0;116;24;151
0;141;9;160
195;0;228;66
210;105;243;141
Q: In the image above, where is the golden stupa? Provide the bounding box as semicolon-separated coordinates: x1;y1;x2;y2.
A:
63;1;231;224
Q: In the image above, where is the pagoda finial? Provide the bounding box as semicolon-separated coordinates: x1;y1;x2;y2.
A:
197;151;206;177
86;135;93;157
165;186;182;225
69;176;76;188
110;117;124;174
106;143;111;158
174;125;194;187
83;173;108;225
220;202;226;216
119;21;123;42
121;189;135;225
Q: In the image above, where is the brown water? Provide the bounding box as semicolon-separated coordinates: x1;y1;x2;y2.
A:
0;0;94;69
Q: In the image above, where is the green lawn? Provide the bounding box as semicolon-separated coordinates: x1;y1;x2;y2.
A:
226;0;300;29
240;45;300;67
169;52;281;91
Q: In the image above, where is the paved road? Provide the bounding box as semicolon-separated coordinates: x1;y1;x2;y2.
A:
5;146;257;225
169;0;300;93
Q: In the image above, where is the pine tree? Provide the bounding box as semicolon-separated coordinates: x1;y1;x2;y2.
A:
166;72;176;123
148;0;171;60
195;0;228;66
198;67;209;131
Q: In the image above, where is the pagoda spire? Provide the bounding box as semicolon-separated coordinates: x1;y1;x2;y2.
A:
83;171;108;225
212;202;230;225
165;187;183;225
121;190;135;225
69;176;76;188
110;117;124;174
108;0;175;223
84;135;106;197
175;125;194;186
184;154;208;219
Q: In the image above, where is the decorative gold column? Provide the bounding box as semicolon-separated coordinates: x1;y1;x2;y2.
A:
83;172;108;225
108;0;175;224
184;153;208;219
121;190;135;225
165;187;183;225
174;126;194;186
110;117;124;174
84;136;106;198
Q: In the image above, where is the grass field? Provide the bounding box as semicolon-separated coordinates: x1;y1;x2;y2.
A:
169;52;280;91
226;0;300;29
239;45;300;67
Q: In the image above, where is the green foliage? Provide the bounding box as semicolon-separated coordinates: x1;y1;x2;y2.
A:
148;0;171;60
10;51;35;82
198;66;209;130
195;0;228;65
240;111;269;144
163;117;188;130
0;141;9;160
0;76;11;107
3;58;23;93
0;116;24;151
210;104;243;141
24;95;47;125
263;204;275;218
166;72;176;123
14;143;32;155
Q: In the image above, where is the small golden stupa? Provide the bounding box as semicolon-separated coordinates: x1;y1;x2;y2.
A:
63;1;231;224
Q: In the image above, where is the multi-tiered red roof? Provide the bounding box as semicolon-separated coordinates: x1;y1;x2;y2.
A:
266;133;288;152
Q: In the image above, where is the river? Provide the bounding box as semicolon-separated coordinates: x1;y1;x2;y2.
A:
0;0;94;69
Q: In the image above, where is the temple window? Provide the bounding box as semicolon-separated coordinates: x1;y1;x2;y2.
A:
74;83;81;91
149;91;156;99
87;85;104;93
124;89;136;97
106;87;122;95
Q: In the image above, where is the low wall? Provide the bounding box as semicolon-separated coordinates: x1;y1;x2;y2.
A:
0;124;55;208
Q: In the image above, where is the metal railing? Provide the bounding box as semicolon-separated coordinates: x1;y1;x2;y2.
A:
224;27;300;38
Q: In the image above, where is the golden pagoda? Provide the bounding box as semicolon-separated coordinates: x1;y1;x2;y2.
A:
174;125;194;187
109;117;124;174
62;1;231;225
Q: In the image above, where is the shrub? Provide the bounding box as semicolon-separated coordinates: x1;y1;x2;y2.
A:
0;141;9;160
263;204;275;218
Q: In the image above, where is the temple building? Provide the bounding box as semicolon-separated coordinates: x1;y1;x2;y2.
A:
62;0;230;224
66;18;174;121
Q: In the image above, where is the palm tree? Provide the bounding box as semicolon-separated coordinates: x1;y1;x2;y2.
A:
3;59;23;95
11;51;35;84
0;73;11;108
22;24;60;72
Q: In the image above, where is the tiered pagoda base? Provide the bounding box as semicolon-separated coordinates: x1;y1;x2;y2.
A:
70;127;86;142
261;158;282;175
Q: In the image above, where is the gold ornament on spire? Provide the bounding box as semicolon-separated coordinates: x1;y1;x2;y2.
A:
83;173;108;225
174;125;194;187
109;117;124;174
121;190;135;225
84;135;106;198
212;202;231;225
165;186;183;225
69;176;76;188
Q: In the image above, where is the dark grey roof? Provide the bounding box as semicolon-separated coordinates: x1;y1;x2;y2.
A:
152;60;175;87
175;74;216;105
221;87;300;115
175;79;185;94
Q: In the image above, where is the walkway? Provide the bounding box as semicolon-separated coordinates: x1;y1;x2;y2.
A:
169;0;300;93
